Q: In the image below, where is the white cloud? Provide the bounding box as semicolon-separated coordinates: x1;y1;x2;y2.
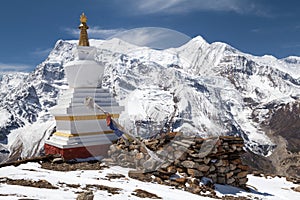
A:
110;27;191;49
129;0;267;16
0;63;32;72
65;26;126;39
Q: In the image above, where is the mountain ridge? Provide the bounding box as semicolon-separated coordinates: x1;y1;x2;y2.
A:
0;36;299;177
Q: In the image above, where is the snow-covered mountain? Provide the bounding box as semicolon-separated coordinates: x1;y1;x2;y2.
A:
0;36;299;177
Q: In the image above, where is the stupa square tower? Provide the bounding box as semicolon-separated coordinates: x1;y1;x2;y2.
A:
44;13;124;160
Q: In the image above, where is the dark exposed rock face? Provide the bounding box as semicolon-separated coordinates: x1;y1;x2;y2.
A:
244;101;300;178
268;101;300;153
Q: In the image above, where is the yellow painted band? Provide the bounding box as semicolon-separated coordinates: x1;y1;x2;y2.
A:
55;114;120;121
54;131;114;138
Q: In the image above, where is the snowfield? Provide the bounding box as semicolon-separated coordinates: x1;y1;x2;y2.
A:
0;162;299;200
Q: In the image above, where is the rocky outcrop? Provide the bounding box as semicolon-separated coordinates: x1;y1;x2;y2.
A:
105;133;248;190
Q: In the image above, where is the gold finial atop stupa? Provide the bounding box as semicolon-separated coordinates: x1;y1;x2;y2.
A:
78;12;90;46
80;13;87;23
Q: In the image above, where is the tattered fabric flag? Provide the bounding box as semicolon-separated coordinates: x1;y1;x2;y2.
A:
106;115;124;137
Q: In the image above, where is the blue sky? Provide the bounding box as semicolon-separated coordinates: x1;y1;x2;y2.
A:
1;0;300;72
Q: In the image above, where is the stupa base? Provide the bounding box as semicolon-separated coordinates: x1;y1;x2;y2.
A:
44;143;111;160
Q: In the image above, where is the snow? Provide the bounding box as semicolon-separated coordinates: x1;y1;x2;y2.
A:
0;109;11;125
1;35;300;160
0;162;299;200
7;114;55;159
216;175;300;200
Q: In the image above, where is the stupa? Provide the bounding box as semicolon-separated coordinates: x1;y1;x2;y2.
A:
44;13;124;160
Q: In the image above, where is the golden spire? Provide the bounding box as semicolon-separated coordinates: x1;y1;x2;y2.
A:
78;13;90;46
80;13;87;23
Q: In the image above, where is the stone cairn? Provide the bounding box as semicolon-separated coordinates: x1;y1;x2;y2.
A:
105;132;248;197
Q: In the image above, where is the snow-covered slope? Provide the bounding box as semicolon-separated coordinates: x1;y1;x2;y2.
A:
0;36;299;176
0;162;299;200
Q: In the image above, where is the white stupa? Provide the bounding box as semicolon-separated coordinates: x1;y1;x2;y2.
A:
45;13;124;159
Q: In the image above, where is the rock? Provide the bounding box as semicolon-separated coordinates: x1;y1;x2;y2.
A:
109;135;248;189
76;191;94;200
144;140;159;149
217;176;226;184
237;171;248;178
226;172;234;179
143;158;158;171
238;164;249;171
105;173;125;180
168;180;180;187
227;178;235;184
208;174;217;183
154;176;163;184
157;168;172;176
187;168;203;178
129;144;139;151
231;159;242;165
159;162;171;170
186;185;201;194
234;168;242;174
109;145;119;153
175;178;187;184
229;164;237;171
135;152;144;160
252;171;263;177
101;158;114;164
181;160;197;169
167;165;177;174
154;171;171;180
166;145;175;152
156;149;168;157
292;186;300;192
128;170;152;182
176;167;185;173
140;146;148;154
197;165;210;172
177;145;188;152
222;159;229;166
167;153;175;160
132;189;162;199
215;160;223;167
218;166;229;173
238;178;248;185
204;157;211;164
174;150;186;160
52;158;64;164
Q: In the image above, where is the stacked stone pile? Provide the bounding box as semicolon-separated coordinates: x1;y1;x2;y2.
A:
106;132;248;190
